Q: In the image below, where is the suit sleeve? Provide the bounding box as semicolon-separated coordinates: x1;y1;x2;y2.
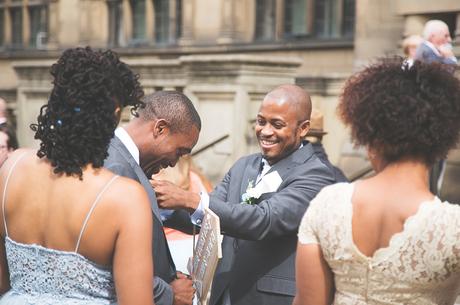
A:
153;276;173;305
209;159;335;240
104;161;136;180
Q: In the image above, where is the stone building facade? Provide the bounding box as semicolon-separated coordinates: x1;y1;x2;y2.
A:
0;0;459;183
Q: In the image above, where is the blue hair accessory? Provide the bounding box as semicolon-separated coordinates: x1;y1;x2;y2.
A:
74;107;81;112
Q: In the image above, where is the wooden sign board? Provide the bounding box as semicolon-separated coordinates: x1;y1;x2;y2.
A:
188;207;222;305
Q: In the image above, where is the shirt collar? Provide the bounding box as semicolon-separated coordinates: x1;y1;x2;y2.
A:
115;127;140;165
260;142;304;170
424;41;441;56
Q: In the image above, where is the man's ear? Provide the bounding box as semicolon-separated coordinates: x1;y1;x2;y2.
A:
298;119;310;138
152;119;170;138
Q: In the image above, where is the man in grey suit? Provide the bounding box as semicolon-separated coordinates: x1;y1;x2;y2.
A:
104;91;200;305
153;85;336;305
415;20;457;65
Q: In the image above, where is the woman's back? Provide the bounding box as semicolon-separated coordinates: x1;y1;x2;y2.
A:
0;149;153;304
299;182;460;305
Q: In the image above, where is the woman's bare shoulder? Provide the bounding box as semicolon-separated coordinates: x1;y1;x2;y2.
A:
103;176;151;215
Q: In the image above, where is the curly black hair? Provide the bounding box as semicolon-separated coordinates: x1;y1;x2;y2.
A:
30;47;144;178
339;57;460;166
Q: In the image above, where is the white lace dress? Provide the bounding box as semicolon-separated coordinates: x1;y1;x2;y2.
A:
298;183;460;305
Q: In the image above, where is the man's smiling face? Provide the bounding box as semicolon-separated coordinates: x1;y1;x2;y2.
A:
255;96;308;165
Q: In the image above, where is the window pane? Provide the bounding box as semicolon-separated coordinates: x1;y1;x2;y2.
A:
108;0;122;46
154;0;169;43
131;0;146;41
255;0;275;41
342;0;354;37
11;7;23;47
314;0;338;38
284;0;309;38
29;5;48;48
0;9;4;46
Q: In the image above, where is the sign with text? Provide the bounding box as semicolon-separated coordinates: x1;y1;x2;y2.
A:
188;207;222;305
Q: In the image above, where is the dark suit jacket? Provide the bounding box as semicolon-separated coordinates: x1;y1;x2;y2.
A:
104;136;176;305
311;142;348;183
415;42;457;65
208;143;336;305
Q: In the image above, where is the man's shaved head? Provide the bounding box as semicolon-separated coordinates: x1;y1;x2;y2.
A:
264;84;312;122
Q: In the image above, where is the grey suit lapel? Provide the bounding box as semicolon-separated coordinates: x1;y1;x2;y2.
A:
266;142;314;179
110;137;162;222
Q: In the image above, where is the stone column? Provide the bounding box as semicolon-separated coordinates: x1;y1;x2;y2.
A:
403;14;428;37
122;0;132;44
146;0;154;41
354;0;404;69
58;0;80;46
23;0;30;47
46;0;59;49
179;0;194;45
217;0;235;44
274;0;284;40
78;0;110;47
4;2;11;45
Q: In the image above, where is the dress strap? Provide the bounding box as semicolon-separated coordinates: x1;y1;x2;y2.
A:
75;175;119;253
2;151;29;237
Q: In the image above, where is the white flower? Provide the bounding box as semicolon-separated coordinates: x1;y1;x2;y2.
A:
246;187;262;199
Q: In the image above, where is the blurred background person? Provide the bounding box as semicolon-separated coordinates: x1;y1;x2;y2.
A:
402;34;423;65
0;47;155;305
305;108;347;183
415;20;457;65
294;58;460;305
0;125;18;166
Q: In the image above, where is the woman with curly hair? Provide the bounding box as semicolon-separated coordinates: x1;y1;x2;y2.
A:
294;58;460;305
0;47;154;305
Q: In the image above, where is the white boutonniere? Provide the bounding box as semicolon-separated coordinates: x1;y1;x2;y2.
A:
241;180;262;205
241;171;283;205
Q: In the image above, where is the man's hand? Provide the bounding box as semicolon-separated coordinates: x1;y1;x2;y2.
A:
151;179;200;212
438;44;454;58
171;272;195;305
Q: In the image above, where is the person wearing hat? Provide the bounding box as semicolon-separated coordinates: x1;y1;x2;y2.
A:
305;109;348;183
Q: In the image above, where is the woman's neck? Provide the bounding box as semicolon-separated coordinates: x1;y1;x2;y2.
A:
373;160;430;191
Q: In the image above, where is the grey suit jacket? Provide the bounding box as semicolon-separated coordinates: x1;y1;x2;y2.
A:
415;42;457;65
104;136;176;305
209;143;336;305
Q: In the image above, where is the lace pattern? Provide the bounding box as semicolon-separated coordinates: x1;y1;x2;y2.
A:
2;237;115;304
298;183;460;305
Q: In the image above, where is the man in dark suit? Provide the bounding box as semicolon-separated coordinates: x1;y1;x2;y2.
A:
153;85;336;305
415;20;457;65
104;91;201;305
